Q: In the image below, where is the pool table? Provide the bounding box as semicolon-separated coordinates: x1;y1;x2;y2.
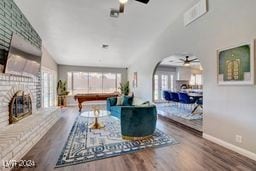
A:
74;93;119;112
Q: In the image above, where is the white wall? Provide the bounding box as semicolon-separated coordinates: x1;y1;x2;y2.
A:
128;0;256;154
41;46;58;72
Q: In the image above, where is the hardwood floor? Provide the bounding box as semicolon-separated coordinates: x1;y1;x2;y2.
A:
156;103;203;132
14;107;256;171
158;112;203;132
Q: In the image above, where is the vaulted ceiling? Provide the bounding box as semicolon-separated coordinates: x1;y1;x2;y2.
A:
15;0;196;68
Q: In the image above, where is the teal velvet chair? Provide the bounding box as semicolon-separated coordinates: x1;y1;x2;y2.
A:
106;97;157;140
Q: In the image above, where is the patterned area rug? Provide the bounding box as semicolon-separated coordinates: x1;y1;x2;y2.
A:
56;115;177;168
157;104;203;120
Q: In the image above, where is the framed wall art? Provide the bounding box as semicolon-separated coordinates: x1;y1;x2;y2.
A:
217;41;255;85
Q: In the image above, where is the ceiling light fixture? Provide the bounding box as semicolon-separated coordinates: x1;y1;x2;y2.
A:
199;65;203;70
119;0;128;4
184;62;191;67
116;0;149;14
119;0;128;13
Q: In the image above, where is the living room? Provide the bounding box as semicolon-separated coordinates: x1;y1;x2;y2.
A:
1;0;256;171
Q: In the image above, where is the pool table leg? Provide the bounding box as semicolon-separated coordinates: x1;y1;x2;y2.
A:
78;103;82;112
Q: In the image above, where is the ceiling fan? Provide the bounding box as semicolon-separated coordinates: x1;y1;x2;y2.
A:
170;56;200;66
119;0;150;13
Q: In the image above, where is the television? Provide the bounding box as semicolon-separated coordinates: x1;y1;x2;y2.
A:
3;34;42;77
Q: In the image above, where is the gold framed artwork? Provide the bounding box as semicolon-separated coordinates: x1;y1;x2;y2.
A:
217;41;255;85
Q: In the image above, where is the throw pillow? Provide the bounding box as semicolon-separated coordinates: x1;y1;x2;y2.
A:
116;96;124;106
108;97;117;106
135;101;151;107
142;101;150;105
123;96;134;106
136;103;151;107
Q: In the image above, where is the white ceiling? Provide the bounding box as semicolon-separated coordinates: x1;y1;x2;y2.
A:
14;0;196;68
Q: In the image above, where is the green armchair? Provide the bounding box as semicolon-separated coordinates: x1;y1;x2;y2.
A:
106;97;157;140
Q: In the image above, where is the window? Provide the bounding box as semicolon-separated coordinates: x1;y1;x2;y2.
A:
103;73;116;93
117;73;122;89
190;74;203;86
89;72;103;93
154;75;159;101
161;75;168;90
170;74;174;91
190;74;196;85
67;72;122;95
42;72;49;108
42;68;57;108
73;72;89;94
195;74;202;85
67;72;72;92
161;75;168;100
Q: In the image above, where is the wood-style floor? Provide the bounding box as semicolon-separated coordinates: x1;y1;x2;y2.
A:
156;103;203;132
14;107;256;171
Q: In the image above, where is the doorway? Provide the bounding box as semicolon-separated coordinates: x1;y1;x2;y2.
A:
153;55;204;133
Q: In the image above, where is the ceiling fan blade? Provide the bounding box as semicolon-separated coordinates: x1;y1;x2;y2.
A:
135;0;150;4
189;58;199;62
119;3;125;13
179;59;185;62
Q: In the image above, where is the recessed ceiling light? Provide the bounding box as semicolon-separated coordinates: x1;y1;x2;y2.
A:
102;44;109;49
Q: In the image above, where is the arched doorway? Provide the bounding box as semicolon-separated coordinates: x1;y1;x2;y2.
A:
152;55;204;133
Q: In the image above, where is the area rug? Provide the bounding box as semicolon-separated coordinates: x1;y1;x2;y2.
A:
56;115;177;168
157;104;203;120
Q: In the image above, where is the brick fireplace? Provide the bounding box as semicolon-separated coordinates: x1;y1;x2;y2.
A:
0;73;60;167
9;90;32;124
0;74;40;128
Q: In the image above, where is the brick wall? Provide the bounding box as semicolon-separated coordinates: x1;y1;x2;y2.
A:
0;0;41;50
0;0;42;128
0;74;39;128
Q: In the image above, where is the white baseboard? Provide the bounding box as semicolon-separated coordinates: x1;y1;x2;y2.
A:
203;133;256;161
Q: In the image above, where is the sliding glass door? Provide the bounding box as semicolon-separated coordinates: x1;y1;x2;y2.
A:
41;68;57;108
154;72;176;101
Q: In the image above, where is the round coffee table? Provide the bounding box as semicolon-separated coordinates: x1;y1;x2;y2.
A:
80;108;110;129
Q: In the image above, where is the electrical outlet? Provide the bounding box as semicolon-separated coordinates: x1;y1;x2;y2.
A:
235;135;242;143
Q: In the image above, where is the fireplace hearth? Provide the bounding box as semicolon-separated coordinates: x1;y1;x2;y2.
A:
9;91;32;124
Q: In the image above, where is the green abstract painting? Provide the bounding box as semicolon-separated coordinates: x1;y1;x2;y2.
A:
218;43;254;85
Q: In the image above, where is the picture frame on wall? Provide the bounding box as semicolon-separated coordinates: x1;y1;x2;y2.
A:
217;41;255;85
133;72;138;88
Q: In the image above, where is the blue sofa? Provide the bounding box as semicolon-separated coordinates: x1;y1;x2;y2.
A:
106;97;157;140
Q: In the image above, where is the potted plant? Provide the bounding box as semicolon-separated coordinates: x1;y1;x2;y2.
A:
119;81;130;96
57;80;69;106
57;80;69;96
